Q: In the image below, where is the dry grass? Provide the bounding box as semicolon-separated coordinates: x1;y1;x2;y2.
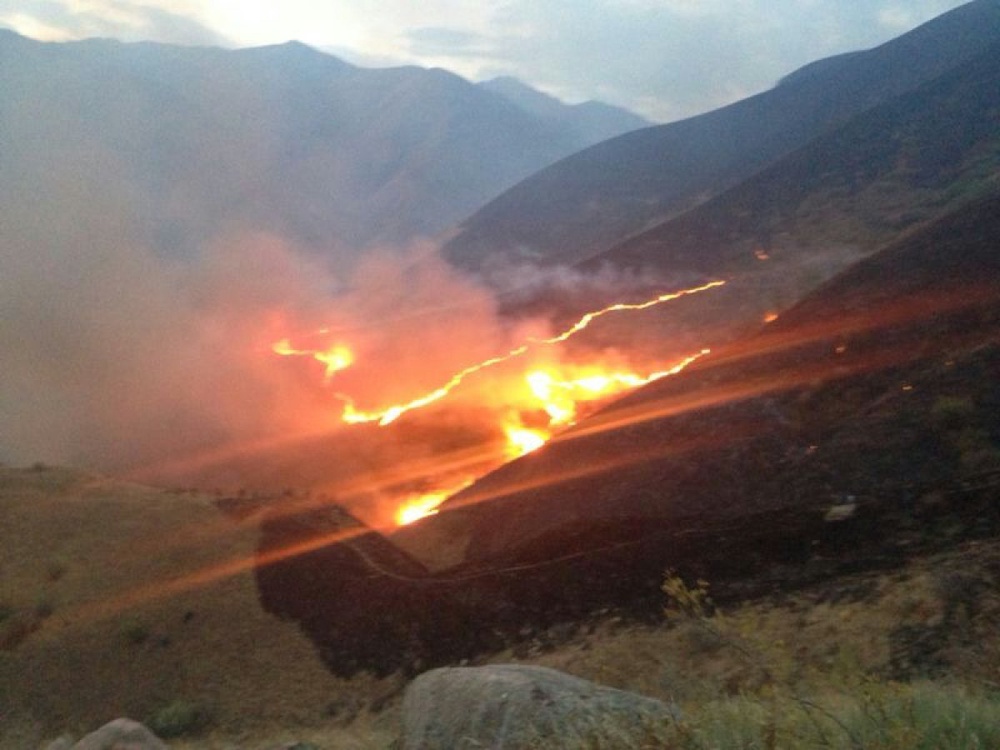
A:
0;465;399;749
2;464;998;748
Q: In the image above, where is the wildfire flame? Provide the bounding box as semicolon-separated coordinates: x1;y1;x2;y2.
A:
280;279;724;427
528;280;725;346
503;416;549;459
396;492;448;525
396;479;474;525
272;338;354;380
274;281;724;524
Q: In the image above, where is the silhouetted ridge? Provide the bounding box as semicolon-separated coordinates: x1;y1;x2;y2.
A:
443;0;1000;273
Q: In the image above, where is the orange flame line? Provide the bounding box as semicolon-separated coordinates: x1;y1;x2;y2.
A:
337;280;725;425
337;346;528;425
530;279;726;345
273;337;353;380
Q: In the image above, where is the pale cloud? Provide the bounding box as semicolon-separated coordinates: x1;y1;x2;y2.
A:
1;11;75;39
3;0;226;45
1;0;973;120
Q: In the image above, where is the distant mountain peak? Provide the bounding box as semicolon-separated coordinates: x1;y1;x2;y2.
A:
236;38;354;70
478;75;652;147
481;76;564;108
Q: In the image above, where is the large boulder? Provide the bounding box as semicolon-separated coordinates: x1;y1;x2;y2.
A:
400;664;679;749
62;718;168;750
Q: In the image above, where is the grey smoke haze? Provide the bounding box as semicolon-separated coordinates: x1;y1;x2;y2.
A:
0;65;666;491
0;30;643;268
0;126;535;478
0;138;339;470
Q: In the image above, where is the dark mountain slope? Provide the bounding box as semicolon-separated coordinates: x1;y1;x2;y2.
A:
555;40;1000;361
0;32;641;261
256;190;1000;676
442;0;1000;273
589;41;1000;277
444;190;1000;569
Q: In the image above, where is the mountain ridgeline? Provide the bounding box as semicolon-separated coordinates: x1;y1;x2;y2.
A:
442;0;1000;274
0;30;647;263
555;37;1000;363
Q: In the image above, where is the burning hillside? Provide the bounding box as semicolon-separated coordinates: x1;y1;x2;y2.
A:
0;178;724;530
270;278;722;527
254;190;1000;679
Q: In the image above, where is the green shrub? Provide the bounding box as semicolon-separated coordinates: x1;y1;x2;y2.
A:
146;699;209;738
659;571;1000;749
669;682;1000;749
119;616;149;645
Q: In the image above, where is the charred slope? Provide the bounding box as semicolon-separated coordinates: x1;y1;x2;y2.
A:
543;40;1000;364
586;41;1000;278
446;191;1000;567
442;0;1000;273
257;194;1000;677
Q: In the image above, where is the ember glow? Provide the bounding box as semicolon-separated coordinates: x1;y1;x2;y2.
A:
278;280;724;427
529;280;725;345
503;417;549;459
272;337;354;380
274;280;724;525
396;491;449;525
396;477;476;525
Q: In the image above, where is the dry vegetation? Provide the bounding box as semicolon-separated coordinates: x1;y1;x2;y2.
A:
2;464;998;749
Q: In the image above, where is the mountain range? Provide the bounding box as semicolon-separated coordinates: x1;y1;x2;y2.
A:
442;0;1000;275
563;36;1000;363
3;4;1000;741
0;29;648;263
244;1;1000;675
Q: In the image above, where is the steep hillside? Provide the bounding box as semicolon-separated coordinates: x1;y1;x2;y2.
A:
589;41;1000;277
0;31;642;262
0;467;398;747
442;0;1000;274
259;191;1000;676
448;190;1000;569
559;40;1000;360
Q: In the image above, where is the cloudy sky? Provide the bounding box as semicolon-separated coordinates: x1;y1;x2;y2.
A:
1;0;972;121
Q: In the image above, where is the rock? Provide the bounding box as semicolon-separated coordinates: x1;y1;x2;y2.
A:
71;718;168;750
41;736;74;750
400;664;679;749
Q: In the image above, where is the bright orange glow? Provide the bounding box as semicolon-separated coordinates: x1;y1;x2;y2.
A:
273;337;354;380
395;478;475;525
521;350;710;429
529;280;725;346
396;492;446;525
273;281;725;525
328;280;724;427
764;312;779;323
503;418;550;458
499;350;711;461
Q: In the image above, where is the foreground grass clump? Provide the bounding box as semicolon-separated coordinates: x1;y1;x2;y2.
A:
670;681;1000;749
146;699;210;739
658;571;1000;749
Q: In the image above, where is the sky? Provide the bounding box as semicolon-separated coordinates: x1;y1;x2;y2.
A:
0;0;973;122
